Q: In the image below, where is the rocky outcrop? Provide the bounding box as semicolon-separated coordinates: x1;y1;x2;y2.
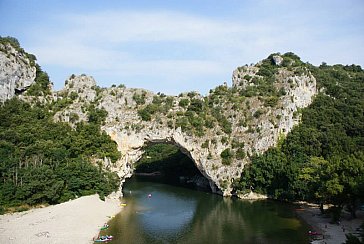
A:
0;43;36;102
55;54;317;197
272;55;283;66
237;191;268;200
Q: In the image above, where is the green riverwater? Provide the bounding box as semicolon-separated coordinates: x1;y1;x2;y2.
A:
101;177;310;243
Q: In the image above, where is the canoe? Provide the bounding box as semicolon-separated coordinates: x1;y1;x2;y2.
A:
100;235;113;239
94;235;113;242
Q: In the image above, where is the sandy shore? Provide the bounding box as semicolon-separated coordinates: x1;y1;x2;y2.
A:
296;203;363;244
0;194;121;244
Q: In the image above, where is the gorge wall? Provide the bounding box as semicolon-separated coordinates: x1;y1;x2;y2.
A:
53;55;317;196
0;44;317;196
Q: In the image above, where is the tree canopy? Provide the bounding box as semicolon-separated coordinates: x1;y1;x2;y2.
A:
0;98;120;213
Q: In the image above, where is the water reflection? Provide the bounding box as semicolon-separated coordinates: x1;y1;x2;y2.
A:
103;177;309;244
132;184;196;238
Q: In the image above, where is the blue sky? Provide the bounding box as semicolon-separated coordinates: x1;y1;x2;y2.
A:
1;0;363;95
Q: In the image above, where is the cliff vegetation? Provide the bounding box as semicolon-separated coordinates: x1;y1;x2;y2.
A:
234;62;364;218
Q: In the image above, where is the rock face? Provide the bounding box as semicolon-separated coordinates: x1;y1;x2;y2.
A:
0;43;36;103
0;43;317;197
55;54;317;196
272;55;283;66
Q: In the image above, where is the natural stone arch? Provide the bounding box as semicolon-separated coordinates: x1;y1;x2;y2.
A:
53;55;317;197
104;127;223;195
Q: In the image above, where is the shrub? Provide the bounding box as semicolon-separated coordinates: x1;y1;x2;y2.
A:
179;98;189;108
236;148;246;159
264;96;279;107
188;99;204;113
221;148;234;165
138;108;151;121
133;92;146;105
201;140;209;148
69;112;79;123
69;91;78;100
253;109;263;118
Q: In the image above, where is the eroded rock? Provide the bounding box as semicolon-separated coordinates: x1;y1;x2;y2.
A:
0;43;36;102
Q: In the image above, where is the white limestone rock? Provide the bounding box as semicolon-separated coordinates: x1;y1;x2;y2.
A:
0;43;36;102
272;55;283;66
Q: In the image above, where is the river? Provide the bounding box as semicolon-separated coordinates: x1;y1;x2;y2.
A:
101;177;310;243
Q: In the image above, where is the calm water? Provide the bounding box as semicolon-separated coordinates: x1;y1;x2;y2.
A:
102;177;309;243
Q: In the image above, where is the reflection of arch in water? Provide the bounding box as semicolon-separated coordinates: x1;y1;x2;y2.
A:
108;180;309;244
138;190;196;238
120;180;198;242
179;198;309;243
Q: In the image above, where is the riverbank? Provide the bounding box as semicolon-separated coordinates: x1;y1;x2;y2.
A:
0;194;121;244
295;202;363;244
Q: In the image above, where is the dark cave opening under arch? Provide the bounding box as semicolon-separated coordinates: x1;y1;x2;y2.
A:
132;142;212;192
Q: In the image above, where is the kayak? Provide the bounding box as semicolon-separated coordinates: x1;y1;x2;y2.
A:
94;235;113;242
120;203;127;206
100;235;113;239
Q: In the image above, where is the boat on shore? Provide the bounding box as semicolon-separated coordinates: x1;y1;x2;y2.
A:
94;235;113;242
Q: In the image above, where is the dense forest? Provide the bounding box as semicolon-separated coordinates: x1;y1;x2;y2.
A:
0;98;120;213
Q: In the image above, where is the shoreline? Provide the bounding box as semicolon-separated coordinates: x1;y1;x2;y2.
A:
0;194;122;244
295;202;363;244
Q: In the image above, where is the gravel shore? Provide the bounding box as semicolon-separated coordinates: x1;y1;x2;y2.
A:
0;194;121;244
296;202;363;244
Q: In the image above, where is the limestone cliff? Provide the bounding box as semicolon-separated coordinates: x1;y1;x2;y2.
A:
0;42;36;102
54;53;317;196
0;41;317;196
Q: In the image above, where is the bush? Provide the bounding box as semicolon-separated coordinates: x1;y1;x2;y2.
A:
236;148;246;159
69;91;78;100
138;109;151;121
26;65;51;96
87;106;108;125
133;92;146;105
264;96;279;107
253;109;263;118
137;104;160;121
221;148;234;165
188;99;204;113
179;98;189;108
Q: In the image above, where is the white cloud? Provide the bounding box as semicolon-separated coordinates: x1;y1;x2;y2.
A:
26;6;364;94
